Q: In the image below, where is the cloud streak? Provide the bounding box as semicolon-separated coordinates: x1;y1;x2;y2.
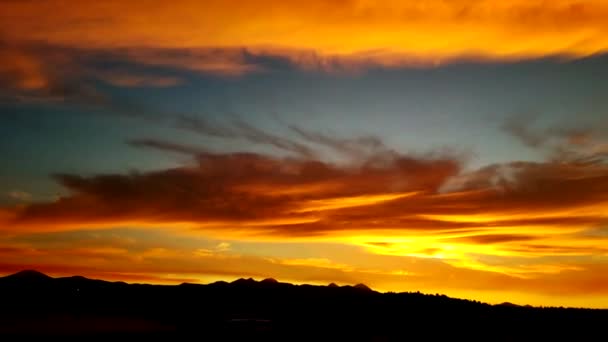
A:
176;116;318;158
503;115;608;163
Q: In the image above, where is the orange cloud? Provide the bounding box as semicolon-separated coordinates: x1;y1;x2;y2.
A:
122;48;263;76
2;129;608;285
4;1;608;103
92;72;183;88
0;47;49;91
2;0;608;66
0;47;182;93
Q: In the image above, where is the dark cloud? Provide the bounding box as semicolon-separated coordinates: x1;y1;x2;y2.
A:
502;115;547;148
0;42;272;109
415;161;608;237
3;132;608;245
0;42;197;123
176;115;318;158
502;115;608;163
451;234;538;245
288;124;395;159
4;144;464;231
0;42;107;104
172;116;467;164
232;120;317;158
127;139;209;156
176;115;237;138
0;40;370;107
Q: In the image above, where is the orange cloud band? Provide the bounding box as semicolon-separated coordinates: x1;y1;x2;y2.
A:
2;145;608;272
2;0;608;64
3;0;608;101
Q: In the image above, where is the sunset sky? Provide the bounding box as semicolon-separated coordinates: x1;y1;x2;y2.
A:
1;0;608;308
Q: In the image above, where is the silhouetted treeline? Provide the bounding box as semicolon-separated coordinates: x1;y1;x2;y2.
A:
0;270;606;341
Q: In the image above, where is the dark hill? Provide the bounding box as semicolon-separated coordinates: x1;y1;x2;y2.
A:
2;269;52;281
0;270;606;341
353;283;372;291
261;278;278;284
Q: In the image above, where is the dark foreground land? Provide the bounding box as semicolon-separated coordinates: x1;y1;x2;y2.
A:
0;270;606;341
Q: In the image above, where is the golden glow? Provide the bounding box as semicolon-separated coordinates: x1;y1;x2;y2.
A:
2;0;608;73
419;202;608;223
294;192;417;213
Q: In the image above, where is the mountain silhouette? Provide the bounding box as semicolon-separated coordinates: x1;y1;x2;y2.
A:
261;278;278;284
498;301;521;307
3;269;52;281
0;270;606;340
231;277;258;286
353;283;372;291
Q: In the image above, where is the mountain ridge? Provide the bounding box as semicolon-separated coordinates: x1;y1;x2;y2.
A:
0;270;602;310
1;270;607;340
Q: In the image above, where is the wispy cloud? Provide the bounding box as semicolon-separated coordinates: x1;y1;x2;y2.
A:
93;72;183;88
503;115;608;163
0;43;184;111
7;190;32;202
176;116;318;158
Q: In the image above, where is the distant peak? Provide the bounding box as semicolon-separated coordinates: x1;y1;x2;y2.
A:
210;280;228;286
5;270;52;280
261;278;278;284
328;283;339;288
498;302;520;307
231;278;257;285
353;283;372;291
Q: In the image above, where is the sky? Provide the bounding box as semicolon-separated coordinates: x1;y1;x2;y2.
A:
1;0;608;308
